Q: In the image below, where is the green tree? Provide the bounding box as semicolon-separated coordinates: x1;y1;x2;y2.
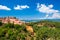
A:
0;22;3;26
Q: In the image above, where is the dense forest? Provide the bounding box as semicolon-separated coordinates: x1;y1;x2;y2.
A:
0;20;60;40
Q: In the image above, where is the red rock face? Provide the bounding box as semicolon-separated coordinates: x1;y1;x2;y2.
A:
26;26;34;33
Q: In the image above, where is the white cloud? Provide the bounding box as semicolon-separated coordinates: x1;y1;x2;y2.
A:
14;5;29;10
37;13;60;19
37;3;59;14
48;4;53;8
0;5;11;10
37;3;60;19
48;13;60;19
40;12;60;19
52;13;60;18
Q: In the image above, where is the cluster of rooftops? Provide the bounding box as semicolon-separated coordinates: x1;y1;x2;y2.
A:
0;17;24;25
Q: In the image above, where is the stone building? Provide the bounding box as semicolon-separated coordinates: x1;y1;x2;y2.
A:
0;17;24;25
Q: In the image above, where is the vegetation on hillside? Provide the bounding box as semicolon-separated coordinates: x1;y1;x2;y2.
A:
0;20;60;40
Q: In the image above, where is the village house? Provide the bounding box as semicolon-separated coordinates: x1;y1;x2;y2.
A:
0;17;24;25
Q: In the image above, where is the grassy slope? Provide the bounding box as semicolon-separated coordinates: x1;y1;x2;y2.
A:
0;21;60;40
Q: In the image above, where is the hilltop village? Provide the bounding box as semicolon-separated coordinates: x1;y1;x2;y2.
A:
0;17;24;25
0;17;34;35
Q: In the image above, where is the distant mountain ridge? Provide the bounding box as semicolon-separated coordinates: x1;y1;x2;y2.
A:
21;19;60;22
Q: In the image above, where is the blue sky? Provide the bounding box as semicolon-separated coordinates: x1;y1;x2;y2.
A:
0;0;60;20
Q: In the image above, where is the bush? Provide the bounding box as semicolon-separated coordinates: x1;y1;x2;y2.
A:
4;23;14;28
14;24;26;32
0;22;3;26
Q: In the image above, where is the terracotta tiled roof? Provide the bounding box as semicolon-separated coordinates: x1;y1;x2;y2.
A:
0;17;23;25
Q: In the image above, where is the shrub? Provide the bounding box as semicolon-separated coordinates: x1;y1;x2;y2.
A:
0;22;3;26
